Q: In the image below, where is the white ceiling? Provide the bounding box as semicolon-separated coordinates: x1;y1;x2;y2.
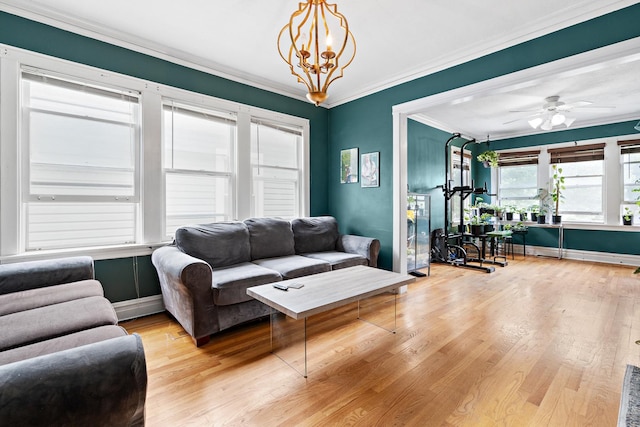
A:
1;0;639;139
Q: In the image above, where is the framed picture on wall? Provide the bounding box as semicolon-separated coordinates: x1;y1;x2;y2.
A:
361;151;379;188
340;148;359;183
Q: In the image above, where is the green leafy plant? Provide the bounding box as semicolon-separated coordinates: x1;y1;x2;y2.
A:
477;150;499;168
551;165;565;215
479;213;493;224
623;207;634;221
536;188;552;215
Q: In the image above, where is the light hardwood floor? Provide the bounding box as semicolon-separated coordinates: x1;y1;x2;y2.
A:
122;255;640;426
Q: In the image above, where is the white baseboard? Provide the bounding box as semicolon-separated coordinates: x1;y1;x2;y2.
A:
113;294;165;322
517;244;640;267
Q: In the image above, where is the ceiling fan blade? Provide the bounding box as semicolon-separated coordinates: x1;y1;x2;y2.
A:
503;112;542;125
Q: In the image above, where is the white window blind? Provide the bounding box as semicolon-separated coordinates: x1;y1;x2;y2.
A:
163;102;236;237
251;120;302;218
21;71;140;250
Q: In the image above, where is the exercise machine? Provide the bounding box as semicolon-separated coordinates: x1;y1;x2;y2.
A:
431;133;506;273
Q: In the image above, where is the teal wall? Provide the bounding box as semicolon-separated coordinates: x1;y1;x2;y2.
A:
328;4;640;268
0;11;329;302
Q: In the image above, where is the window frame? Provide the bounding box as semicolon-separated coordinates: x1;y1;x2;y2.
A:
20;70;143;250
161;100;237;239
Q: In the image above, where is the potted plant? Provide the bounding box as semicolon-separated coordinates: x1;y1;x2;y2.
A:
477;150;499;168
623;207;634;225
480;212;494;232
517;207;528;222
529;204;540;222
469;215;484;236
503;205;515;221
550;165;565;224
536;188;552;224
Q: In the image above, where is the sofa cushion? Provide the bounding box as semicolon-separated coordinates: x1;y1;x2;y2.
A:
252;255;330;279
302;251;368;270
0;279;104;316
244;217;295;260
0;325;127;367
0;296;118;351
175;222;251;268
291;216;339;254
212;262;282;306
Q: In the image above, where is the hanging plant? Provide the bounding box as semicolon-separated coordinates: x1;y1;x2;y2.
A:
477;150;499;168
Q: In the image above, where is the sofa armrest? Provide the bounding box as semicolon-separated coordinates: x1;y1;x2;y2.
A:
337;235;381;268
152;245;218;344
0;256;95;296
0;334;147;427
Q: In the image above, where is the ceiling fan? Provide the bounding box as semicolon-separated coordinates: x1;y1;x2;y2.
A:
505;95;614;131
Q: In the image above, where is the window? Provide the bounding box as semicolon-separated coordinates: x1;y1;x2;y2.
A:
21;72;140;250
549;143;605;223
163;102;236;237
250;120;302;218
620;139;640;223
497;151;539;211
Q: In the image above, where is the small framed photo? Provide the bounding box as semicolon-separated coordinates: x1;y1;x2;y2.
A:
340;148;359;183
361;152;379;188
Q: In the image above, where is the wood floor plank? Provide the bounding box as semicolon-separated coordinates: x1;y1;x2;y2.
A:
122;256;640;426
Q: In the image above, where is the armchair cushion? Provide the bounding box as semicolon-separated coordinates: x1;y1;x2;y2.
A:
0;279;103;316
291;216;339;254
245;217;295;260
0;325;127;367
0;296;118;351
175;222;251;268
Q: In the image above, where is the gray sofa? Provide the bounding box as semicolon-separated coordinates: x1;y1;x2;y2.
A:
152;216;380;346
0;256;147;427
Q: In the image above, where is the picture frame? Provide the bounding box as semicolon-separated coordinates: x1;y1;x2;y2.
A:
360;151;379;188
340;148;359;183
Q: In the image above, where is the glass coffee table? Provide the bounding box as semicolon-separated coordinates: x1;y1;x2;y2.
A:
247;265;415;377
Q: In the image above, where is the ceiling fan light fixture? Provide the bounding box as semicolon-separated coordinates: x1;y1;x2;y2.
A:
540;118;553;131
551;113;565;126
528;117;543;129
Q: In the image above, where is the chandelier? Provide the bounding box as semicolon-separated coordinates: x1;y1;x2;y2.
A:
277;0;356;106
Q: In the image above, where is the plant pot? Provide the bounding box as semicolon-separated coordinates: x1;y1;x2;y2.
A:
470;224;485;236
519;213;528;221
552;215;562;224
482;160;490;168
479;208;495;215
505;212;513;221
531;213;538;222
484;224;494;233
623;216;633;226
457;224;467;234
537;215;546;224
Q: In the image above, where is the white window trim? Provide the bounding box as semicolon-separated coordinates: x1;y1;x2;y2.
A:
0;44;310;261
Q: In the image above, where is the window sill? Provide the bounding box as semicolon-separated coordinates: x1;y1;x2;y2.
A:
0;242;171;264
501;220;640;232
